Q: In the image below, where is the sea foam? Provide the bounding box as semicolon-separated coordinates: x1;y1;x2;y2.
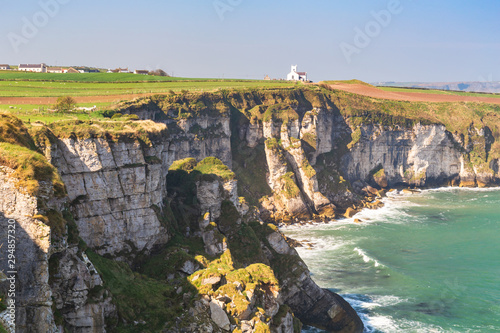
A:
354;247;383;267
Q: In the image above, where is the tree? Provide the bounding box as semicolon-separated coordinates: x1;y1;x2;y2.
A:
148;69;170;77
54;96;76;112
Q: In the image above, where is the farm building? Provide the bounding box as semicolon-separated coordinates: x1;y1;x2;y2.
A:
0;65;10;70
47;67;63;73
287;65;307;81
108;68;130;73
66;67;80;74
134;70;149;75
19;63;47;72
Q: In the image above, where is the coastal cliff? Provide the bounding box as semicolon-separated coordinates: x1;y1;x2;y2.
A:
1;85;500;332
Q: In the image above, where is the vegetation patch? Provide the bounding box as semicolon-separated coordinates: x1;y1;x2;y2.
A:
278;172;301;199
301;132;317;150
0;113;37;149
48;119;168;146
0;142;65;196
301;158;316;178
227;223;265;266
321;79;373;86
46;209;67;238
265;138;280;151
169;157;197;172
88;250;194;333
347;127;362;150
193;157;235;181
262;104;299;123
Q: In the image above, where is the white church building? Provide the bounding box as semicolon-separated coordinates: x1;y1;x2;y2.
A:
287;65;307;81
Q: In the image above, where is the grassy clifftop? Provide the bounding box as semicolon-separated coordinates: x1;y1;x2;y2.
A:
0;113;64;196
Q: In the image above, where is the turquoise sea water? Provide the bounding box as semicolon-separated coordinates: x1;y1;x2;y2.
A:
282;188;500;333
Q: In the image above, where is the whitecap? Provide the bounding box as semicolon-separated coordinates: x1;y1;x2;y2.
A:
354;247;383;267
423;186;500;193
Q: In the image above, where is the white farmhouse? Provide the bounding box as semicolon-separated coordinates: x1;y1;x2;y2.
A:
0;64;10;70
287;65;307;81
19;63;47;73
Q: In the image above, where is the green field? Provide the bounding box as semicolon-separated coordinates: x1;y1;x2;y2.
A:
379;86;500;99
0;103;112;123
0;79;296;97
0;73;297;123
0;71;236;82
0;71;292;84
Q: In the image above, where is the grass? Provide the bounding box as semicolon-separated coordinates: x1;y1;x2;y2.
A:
301;158;316;178
0;102;115;124
379;86;500;99
278;172;301;199
262;103;299;123
0;113;37;149
0;71;293;83
0;113;65;196
0;142;65;196
169;157;198;172
46;118;168;145
193;157;235;181
0;79;295;98
87;250;192;333
321;79;373;86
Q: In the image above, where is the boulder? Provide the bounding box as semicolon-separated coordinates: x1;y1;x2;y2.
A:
344;207;358;218
209;300;231;331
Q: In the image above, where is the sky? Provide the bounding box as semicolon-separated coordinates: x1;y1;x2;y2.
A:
1;0;499;82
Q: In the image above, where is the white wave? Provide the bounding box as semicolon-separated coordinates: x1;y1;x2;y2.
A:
354;247;383;267
341;295;401;333
342;294;451;333
422;186;500;193
370;295;407;307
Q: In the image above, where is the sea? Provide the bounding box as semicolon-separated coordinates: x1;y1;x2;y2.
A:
281;188;500;333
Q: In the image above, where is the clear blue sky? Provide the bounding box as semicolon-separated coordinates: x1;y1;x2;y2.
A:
1;0;499;82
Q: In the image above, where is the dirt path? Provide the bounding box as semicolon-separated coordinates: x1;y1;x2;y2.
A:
323;83;500;105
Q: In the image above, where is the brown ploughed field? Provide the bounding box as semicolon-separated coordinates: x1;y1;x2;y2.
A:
324;83;500;105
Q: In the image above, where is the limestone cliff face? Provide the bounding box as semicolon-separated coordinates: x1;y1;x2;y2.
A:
118;99;233;168
167;115;232;168
50;248;115;333
342;123;499;188
0;167;57;333
342;124;462;186
46;137;170;257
